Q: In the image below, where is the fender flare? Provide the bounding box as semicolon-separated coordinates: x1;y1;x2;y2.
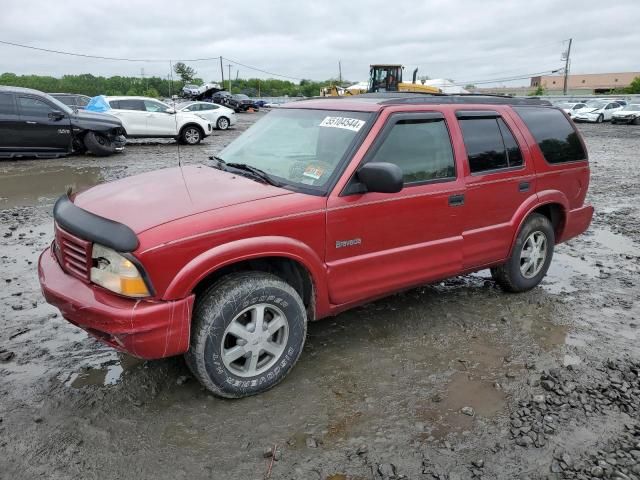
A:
162;236;330;314
506;190;569;257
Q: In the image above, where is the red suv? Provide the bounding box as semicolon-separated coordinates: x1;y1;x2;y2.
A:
39;94;593;397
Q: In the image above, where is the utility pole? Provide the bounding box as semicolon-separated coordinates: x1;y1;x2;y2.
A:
338;60;342;85
562;38;572;95
220;56;224;87
226;64;233;92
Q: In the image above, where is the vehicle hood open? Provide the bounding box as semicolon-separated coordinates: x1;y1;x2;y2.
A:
72;165;293;234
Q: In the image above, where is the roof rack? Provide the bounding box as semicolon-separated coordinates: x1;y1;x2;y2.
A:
356;92;551;106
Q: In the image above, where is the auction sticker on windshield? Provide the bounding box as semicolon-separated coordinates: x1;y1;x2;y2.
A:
303;165;325;180
319;116;365;132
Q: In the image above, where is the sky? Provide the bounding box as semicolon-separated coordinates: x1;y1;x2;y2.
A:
0;0;639;86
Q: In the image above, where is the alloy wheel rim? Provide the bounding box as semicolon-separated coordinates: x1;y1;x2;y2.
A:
520;231;548;279
185;129;199;144
220;303;289;378
218;118;229;129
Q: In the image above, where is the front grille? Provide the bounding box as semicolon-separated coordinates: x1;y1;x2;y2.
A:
54;224;92;282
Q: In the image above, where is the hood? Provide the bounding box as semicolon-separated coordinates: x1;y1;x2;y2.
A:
73;165;293;234
71;109;123;127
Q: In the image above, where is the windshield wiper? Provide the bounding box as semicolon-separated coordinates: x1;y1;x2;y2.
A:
208;156;281;187
226;162;281;187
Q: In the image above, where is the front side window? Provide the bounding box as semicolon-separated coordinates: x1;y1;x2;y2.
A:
513;107;586;164
218;109;372;191
77;96;90;107
459;117;523;173
144;100;169;113
0;93;16;115
18;96;54;117
368;117;455;183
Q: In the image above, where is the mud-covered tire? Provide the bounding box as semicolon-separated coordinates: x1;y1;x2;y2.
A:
179;125;203;145
491;213;555;293
216;117;230;130
83;131;116;157
185;272;307;398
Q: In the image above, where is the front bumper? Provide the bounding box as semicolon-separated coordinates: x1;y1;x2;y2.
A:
112;134;126;151
573;115;599;123
38;246;194;359
612;116;637;124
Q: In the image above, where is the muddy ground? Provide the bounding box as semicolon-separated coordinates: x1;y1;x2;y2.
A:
0;114;639;480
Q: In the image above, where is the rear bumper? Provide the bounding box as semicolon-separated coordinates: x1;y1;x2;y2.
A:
559;204;594;243
38;246;194;360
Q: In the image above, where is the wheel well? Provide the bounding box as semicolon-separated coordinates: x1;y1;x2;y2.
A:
180;123;204;136
531;203;565;240
193;257;316;321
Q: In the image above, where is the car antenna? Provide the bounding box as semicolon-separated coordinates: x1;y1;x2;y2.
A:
169;60;193;203
168;60;182;168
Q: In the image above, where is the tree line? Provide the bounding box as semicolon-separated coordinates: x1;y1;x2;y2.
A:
0;72;341;98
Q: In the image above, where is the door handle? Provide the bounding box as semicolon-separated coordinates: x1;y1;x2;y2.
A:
25;121;37;124
448;193;465;207
519;181;530;192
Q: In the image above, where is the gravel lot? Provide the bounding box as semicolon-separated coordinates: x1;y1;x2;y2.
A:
0;114;639;480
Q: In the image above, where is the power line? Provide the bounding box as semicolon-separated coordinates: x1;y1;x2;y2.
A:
454;68;562;86
222;56;302;81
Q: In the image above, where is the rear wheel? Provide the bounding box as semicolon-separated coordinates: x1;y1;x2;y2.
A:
185;272;307;398
491;213;554;293
83;132;116;156
216;116;230;130
179;125;202;145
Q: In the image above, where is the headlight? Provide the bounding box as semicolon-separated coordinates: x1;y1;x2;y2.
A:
90;244;150;297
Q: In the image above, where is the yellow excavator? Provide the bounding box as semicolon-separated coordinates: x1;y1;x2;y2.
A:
320;64;441;96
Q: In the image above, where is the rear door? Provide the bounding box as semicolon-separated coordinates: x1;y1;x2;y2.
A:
0;93;21;152
109;99;147;135
326;110;465;305
454;109;534;268
16;95;71;151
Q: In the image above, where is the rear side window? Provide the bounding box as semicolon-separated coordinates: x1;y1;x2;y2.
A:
0;93;16;115
114;99;145;111
459;117;523;173
369;118;455;183
513;107;586;163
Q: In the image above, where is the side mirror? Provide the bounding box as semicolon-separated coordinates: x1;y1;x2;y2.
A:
49;110;65;121
165;108;176;114
354;162;404;194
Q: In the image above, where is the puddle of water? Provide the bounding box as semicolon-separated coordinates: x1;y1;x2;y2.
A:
589;228;640;256
0;165;103;208
64;353;142;388
544;252;599;294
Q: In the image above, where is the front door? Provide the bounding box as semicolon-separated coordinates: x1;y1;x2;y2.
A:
143;100;178;136
16;95;70;152
326;111;465;305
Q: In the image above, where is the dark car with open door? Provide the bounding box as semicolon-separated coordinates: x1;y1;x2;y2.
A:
0;86;126;158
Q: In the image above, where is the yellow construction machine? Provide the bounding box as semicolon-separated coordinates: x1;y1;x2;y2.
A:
320;64;441;96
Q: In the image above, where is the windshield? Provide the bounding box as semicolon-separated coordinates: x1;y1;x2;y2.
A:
585;100;606;109
218;108;372;190
185;84;198;89
623;104;640;111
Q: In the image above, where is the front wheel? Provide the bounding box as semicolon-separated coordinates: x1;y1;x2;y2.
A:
83;131;116;157
216;116;230;130
491;213;554;293
185;272;307;398
596;114;604;123
179;125;203;145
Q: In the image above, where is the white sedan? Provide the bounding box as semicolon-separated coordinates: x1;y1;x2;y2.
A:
573;100;623;123
176;101;237;130
556;102;586;118
611;104;640;125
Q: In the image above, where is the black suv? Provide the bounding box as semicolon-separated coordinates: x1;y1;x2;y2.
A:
211;91;259;112
0;86;126;158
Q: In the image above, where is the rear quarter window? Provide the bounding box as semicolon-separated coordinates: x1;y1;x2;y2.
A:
513;107;586;164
